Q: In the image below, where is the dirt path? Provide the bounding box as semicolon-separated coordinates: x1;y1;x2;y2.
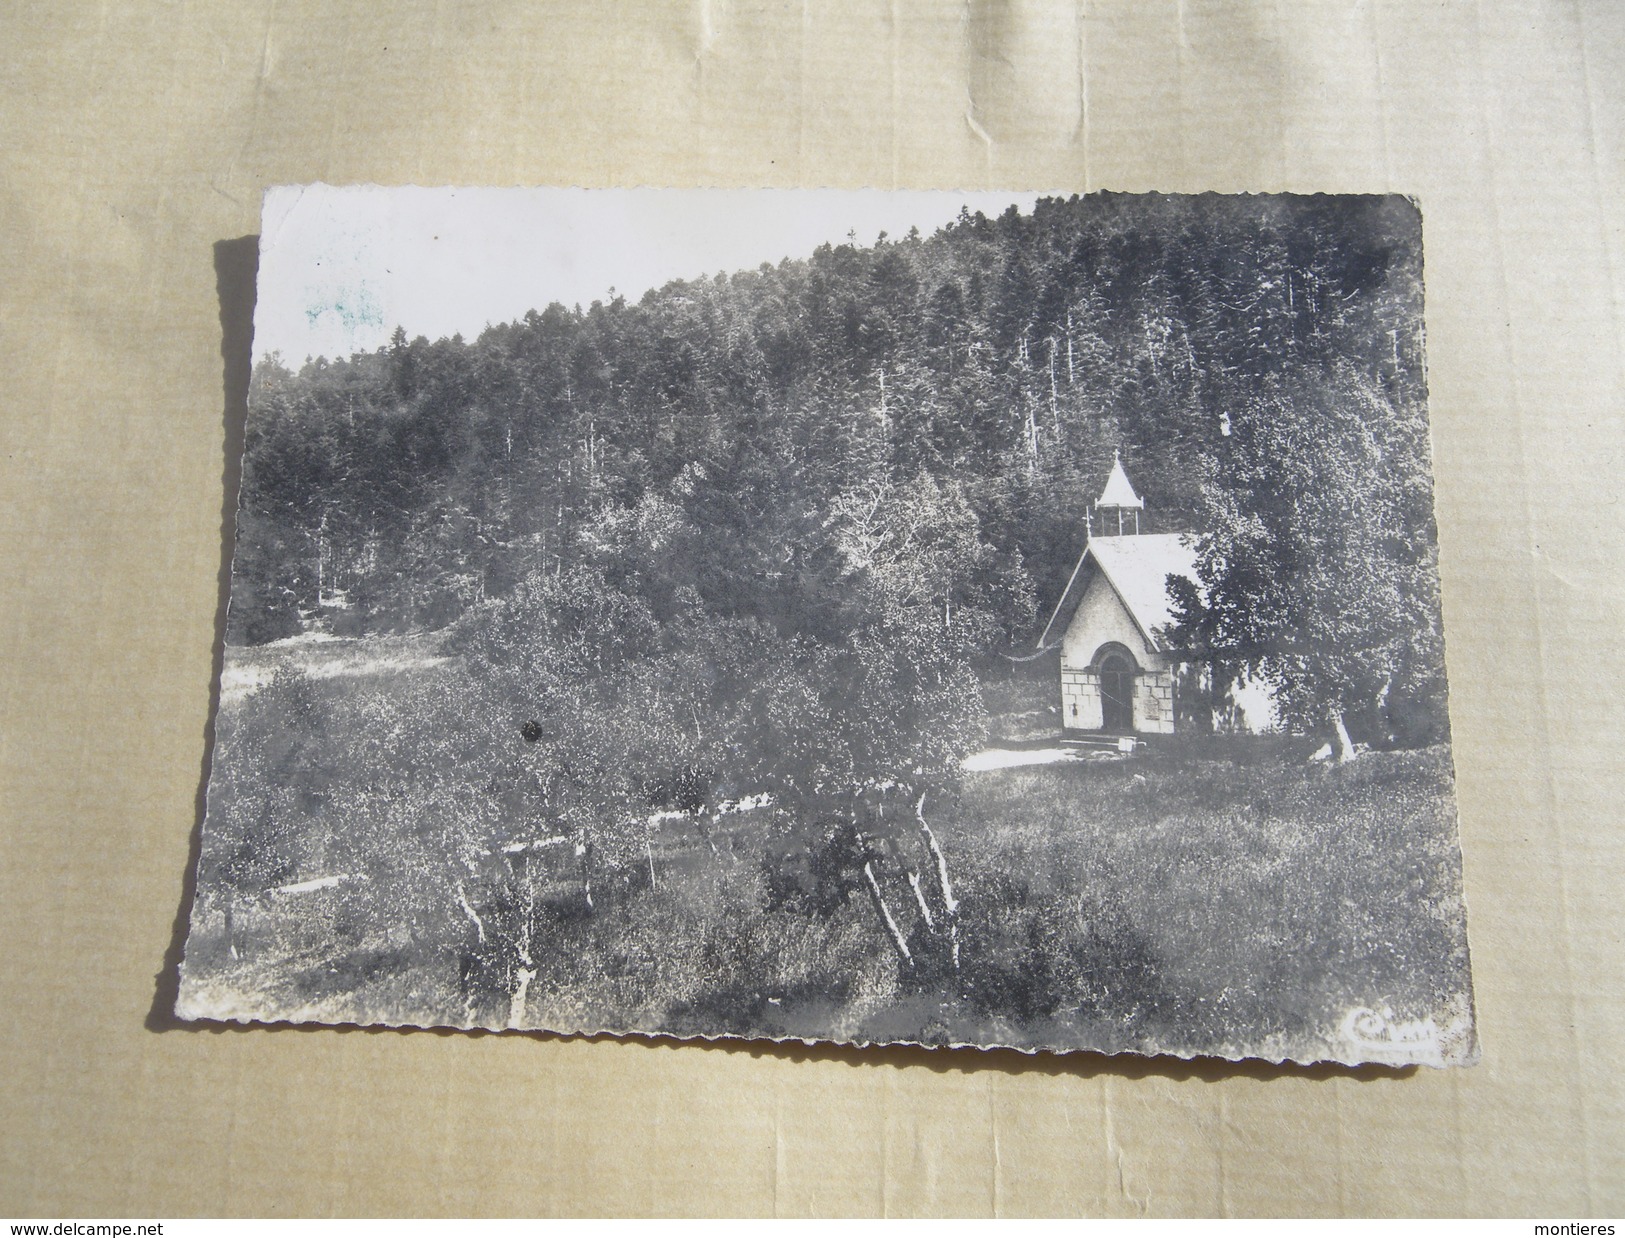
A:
220;630;455;704
961;746;1089;772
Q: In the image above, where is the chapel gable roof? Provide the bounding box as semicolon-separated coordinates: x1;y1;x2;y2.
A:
1038;532;1200;652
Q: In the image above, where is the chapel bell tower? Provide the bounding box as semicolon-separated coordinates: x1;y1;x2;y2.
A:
1088;449;1144;538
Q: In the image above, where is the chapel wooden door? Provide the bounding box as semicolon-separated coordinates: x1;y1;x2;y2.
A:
1099;655;1134;733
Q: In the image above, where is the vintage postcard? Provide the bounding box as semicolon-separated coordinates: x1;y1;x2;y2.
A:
175;187;1476;1065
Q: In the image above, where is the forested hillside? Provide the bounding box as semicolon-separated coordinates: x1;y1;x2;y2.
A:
185;193;1461;1040
231;194;1431;685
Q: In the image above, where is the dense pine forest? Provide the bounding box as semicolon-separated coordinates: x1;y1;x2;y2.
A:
232;195;1433;692
183;194;1467;1050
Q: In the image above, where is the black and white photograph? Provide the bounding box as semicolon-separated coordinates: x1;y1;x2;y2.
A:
176;187;1476;1066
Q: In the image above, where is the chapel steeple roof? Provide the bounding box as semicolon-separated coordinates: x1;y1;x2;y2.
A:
1098;450;1144;509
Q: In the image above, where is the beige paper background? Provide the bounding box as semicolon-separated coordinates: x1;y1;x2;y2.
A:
1;0;1620;1217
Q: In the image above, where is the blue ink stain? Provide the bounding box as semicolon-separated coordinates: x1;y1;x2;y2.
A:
304;285;384;333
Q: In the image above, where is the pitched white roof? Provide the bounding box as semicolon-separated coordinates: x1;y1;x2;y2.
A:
1097;453;1143;508
1039;533;1200;651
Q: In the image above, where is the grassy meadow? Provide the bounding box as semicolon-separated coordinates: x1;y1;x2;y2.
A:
179;639;1473;1064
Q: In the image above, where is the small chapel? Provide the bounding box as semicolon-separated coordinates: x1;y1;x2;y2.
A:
1037;453;1201;737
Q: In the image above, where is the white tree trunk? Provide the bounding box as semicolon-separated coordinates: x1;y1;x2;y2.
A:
906;869;936;931
1329;709;1356;764
914;792;961;972
224;896;239;960
507;967;535;1030
507;865;538;1029
576;832;596;908
914;793;958;916
861;858;913;966
456;882;486;944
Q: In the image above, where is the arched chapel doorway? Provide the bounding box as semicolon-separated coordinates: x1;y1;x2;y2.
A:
1095;645;1137;733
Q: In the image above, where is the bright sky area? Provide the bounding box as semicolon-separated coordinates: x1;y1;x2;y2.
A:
252;187;1044;365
